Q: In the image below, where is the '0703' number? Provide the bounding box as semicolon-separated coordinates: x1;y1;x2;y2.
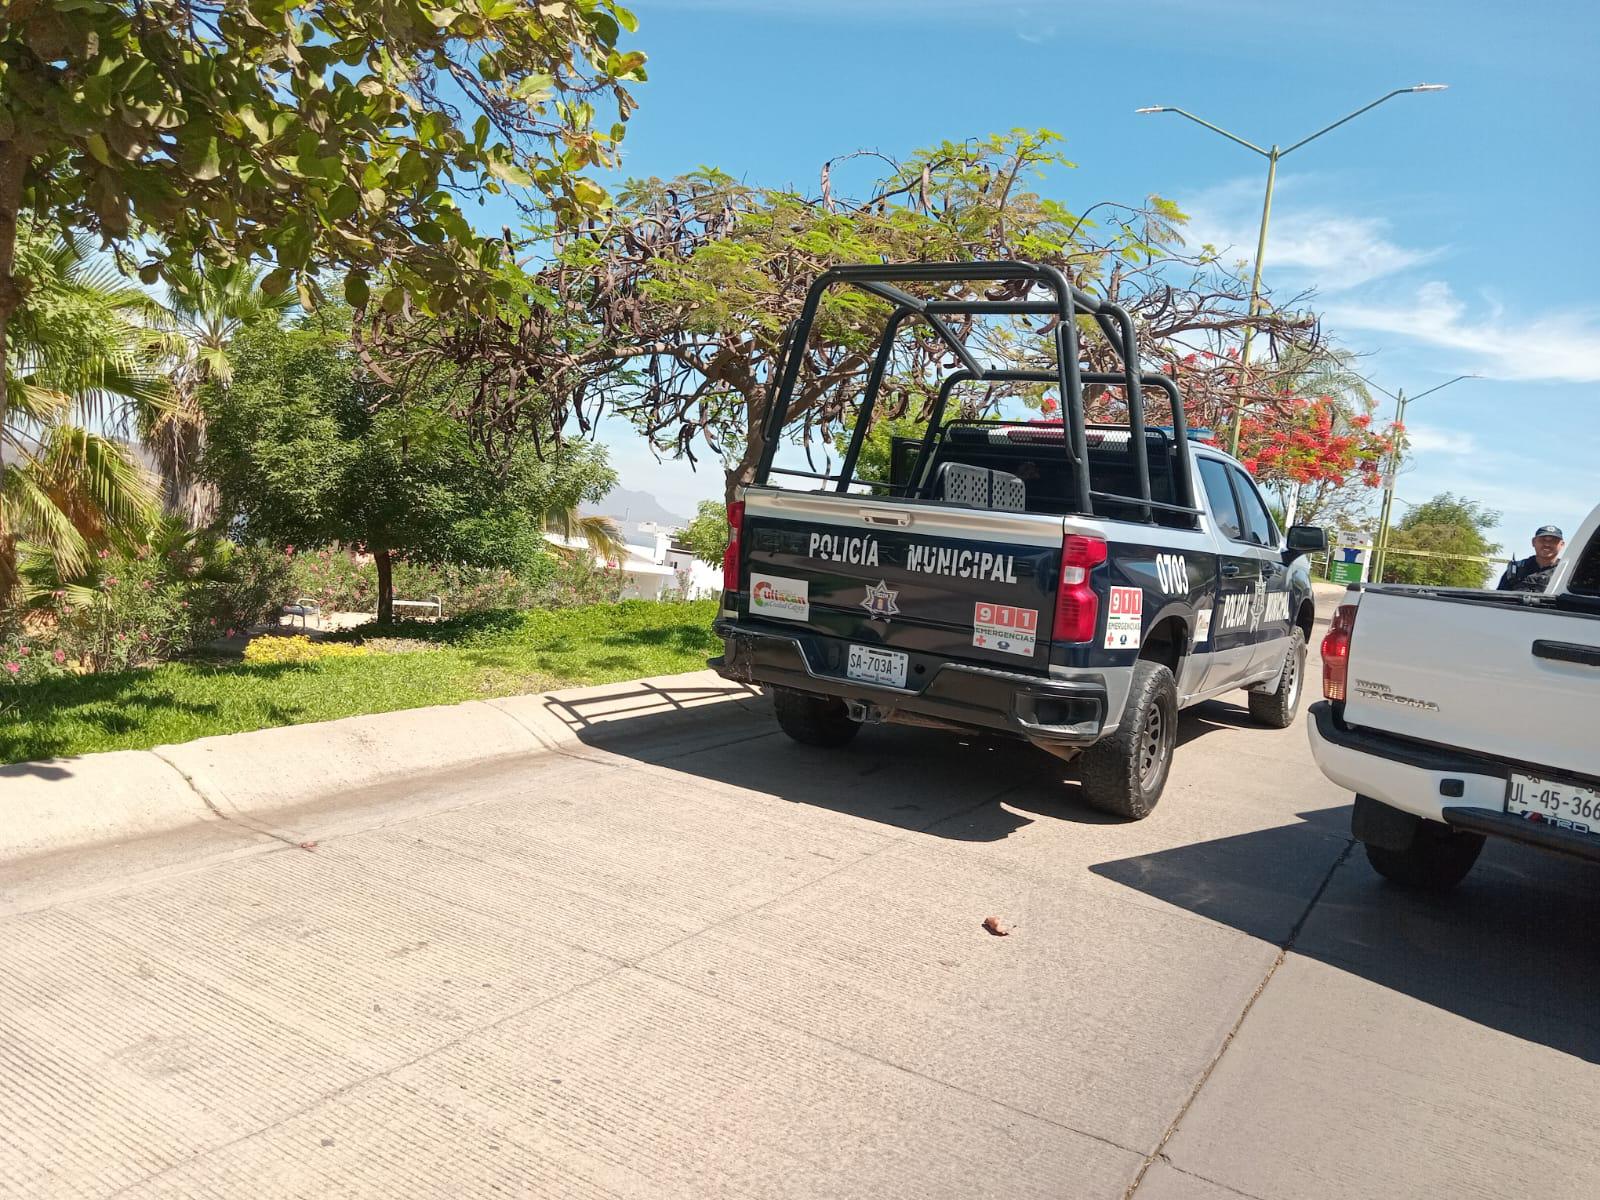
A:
1155;553;1188;595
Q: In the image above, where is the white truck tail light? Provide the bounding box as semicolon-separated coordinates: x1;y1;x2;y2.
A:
1054;534;1108;642
1321;604;1358;700
722;499;745;592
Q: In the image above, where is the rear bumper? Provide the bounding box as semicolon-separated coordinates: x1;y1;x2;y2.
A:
1308;702;1600;863
1307;701;1507;824
712;620;1113;748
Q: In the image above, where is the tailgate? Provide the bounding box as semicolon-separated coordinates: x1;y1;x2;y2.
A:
1345;589;1600;777
739;490;1064;670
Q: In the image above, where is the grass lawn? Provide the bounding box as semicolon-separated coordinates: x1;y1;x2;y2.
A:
0;600;721;765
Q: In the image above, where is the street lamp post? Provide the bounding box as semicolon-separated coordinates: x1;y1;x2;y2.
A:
1369;374;1477;582
1136;85;1448;457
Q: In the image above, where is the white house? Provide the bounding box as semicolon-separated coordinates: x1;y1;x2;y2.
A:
544;521;721;602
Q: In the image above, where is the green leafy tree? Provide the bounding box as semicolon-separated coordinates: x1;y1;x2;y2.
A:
150;259;296;527
202;320;616;621
1383;493;1502;587
0;0;645;529
365;130;1306;502
680;500;730;568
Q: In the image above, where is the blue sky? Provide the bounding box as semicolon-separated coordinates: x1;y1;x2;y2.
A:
581;0;1598;556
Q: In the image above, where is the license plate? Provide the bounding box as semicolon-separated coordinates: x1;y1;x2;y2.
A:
846;644;908;689
1506;772;1600;832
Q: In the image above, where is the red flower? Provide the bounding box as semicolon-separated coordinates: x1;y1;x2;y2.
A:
3;662;18;675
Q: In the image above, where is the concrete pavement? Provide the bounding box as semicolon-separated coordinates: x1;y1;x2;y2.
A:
2;667;1596;1199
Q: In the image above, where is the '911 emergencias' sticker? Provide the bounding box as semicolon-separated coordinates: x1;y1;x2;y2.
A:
1104;586;1143;649
973;602;1038;657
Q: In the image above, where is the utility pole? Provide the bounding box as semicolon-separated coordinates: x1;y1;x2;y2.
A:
1137;85;1449;456
1369;374;1478;581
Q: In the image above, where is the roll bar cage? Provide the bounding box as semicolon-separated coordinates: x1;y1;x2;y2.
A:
752;261;1201;526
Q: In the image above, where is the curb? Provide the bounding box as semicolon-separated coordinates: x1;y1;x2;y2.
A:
1;670;762;866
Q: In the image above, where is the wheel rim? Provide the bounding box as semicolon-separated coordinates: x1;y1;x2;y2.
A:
1283;648;1301;710
1139;702;1169;789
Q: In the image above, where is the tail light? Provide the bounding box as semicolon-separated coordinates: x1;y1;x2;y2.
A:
1321;604;1358;701
722;499;746;592
1054;534;1108;642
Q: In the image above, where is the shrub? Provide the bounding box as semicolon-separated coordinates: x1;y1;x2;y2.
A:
243;635;369;664
541;552;624;607
0;630;74;685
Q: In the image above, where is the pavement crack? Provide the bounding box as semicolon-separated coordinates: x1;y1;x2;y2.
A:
1123;836;1356;1199
149;748;307;850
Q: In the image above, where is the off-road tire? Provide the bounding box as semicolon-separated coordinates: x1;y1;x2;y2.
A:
772;688;861;748
1248;628;1307;729
1078;660;1178;820
1364;824;1485;891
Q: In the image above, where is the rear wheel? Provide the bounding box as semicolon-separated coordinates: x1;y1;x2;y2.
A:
1079;660;1178;820
1364;823;1485;891
772;688;860;748
1248;629;1307;729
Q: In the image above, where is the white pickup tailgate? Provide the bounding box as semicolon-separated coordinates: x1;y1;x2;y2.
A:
1344;589;1600;778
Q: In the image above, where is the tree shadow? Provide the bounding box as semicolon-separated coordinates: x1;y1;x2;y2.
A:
1090;806;1600;1062
0;661;321;764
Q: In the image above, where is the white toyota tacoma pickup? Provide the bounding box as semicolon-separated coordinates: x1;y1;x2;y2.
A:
1308;502;1600;889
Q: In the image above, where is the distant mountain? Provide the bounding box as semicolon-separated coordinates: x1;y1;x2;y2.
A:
585;487;688;544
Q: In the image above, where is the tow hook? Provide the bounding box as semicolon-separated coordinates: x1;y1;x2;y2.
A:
845;699;890;724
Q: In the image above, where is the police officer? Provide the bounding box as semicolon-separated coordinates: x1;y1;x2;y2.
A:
1497;524;1565;592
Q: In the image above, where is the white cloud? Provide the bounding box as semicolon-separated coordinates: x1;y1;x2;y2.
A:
1403;423;1478;456
1324;281;1600;384
1181;176;1439;292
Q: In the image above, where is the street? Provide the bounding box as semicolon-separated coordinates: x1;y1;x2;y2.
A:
3;669;1597;1200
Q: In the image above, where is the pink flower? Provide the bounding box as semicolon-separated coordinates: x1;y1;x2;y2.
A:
97;548;110;560
4;662;18;674
16;645;28;656
52;650;66;665
104;577;119;588
225;628;236;638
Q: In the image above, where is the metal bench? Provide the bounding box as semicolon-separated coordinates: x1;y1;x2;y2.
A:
280;597;323;629
390;596;444;621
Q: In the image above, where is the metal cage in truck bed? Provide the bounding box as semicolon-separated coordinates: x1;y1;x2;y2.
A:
752;261;1203;528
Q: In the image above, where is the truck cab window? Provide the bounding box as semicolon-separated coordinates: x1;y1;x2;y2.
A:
1197;459;1243;541
1570;533;1600;597
1230;467;1277;547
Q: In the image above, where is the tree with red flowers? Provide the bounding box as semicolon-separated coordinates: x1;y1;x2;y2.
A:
1145;346;1397;530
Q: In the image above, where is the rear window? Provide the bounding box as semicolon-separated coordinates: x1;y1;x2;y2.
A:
1230;466;1278;547
1197;459;1243;540
1569;532;1600;597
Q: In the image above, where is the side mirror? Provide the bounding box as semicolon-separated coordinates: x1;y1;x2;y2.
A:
1285;525;1329;556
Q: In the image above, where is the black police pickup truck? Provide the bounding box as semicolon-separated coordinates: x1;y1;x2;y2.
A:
712;262;1327;819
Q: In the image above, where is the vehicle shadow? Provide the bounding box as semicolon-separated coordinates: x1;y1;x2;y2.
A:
578;684;1600;1062
1092;812;1600;1063
568;684;1265;846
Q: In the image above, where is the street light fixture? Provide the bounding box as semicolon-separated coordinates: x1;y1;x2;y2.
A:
1369;372;1478;581
1136;84;1449;456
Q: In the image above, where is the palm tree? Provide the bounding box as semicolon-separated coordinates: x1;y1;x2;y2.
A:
2;230;167;597
149;259;294;526
542;505;627;565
